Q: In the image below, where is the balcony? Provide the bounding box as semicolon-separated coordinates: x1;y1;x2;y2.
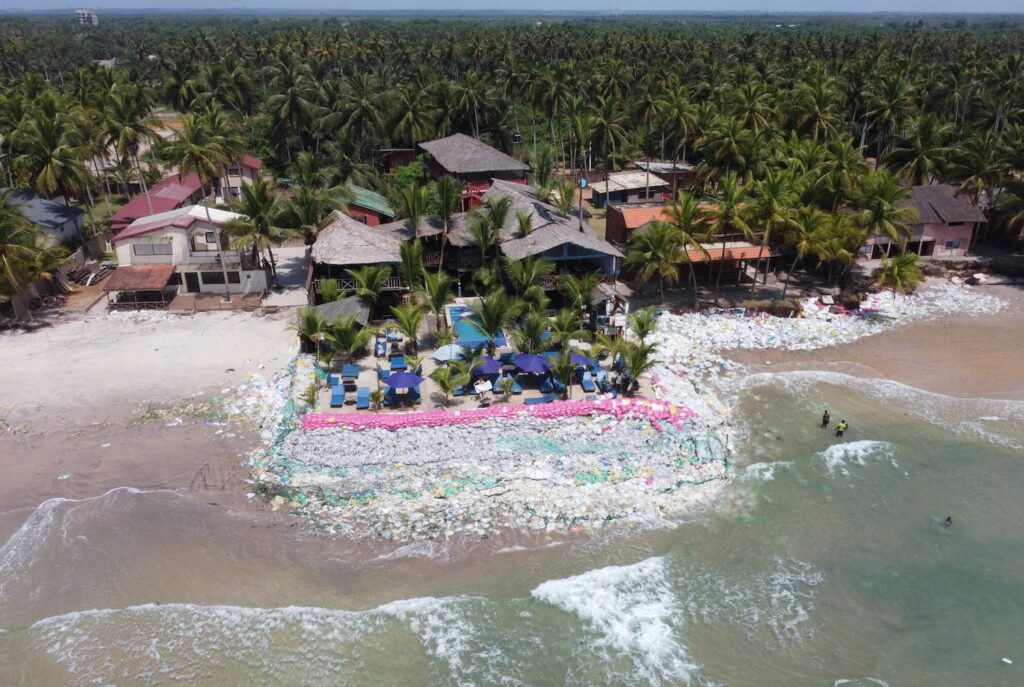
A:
538;273;618;290
312;276;409;295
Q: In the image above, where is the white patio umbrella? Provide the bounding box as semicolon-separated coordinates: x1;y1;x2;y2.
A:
432;344;466;362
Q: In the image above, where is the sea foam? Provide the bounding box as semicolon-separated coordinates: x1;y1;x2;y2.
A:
531;556;697;685
816;441;897;476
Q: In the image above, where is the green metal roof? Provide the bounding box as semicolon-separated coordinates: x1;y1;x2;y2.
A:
346;184;395;219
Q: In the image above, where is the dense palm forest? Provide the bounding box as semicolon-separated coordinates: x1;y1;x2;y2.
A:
2;15;1024;310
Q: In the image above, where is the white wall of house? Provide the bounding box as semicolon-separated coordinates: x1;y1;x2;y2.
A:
115;220;267;294
217;164;262;202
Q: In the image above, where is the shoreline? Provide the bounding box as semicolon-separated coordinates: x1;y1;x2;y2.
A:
1;279;1018;557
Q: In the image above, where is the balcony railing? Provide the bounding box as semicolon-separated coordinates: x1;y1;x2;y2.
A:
312;276;409;294
538;273;618;290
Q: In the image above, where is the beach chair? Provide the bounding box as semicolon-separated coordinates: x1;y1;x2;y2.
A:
330;386;346;407
342;363;360;379
525;392;556;405
390;356;407;371
383;388;397;407
581;371;596;393
453;385;465;397
374;339;387;358
509;374;522;394
327;373;341;387
378;369;391;380
356;387;370;410
499;352;516;364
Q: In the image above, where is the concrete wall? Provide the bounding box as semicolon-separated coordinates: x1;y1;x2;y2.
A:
864;222;975;258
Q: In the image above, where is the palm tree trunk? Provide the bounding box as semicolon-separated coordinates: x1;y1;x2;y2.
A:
91;157;112;217
266;242;280;288
749;237;768;293
713;236;728;304
781;253;800;300
132;152;153;215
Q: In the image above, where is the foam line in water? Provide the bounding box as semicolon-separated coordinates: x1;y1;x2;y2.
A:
815;441;897;476
740;369;1024;449
22;595;506;686
834;679;891;687
531;556;697;685
740;461;793;481
0;487;179;600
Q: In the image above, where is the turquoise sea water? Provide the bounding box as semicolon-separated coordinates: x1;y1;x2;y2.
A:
1;368;1022;686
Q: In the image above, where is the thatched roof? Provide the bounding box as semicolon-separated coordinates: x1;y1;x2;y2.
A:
311;212;407;266
314;295;370;326
418;134;529;175
905;184;987;225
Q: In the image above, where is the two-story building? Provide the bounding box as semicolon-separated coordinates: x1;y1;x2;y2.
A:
418;134;530;209
863;184;987;259
589;170;670;209
108;205;266;308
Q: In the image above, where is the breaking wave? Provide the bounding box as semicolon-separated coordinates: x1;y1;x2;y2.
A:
816;441;898;476
531;556;697;685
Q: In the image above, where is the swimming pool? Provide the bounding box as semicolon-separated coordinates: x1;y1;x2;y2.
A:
447;304;507;348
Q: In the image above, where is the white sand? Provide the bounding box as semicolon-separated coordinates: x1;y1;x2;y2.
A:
0;311;297;426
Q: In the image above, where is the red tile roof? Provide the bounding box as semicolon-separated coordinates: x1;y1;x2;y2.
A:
684;244;772;263
241;155;263;170
617;206;670;230
110;172;203;230
103;264;176;292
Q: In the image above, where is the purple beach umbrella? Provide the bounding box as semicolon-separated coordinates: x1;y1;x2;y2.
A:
514;354;549;374
383;371;424;388
473;356;502;375
570;351;591;366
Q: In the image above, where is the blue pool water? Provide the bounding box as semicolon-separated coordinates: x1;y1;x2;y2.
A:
448;304;507;348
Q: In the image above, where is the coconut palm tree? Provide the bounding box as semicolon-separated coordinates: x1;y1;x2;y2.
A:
0;191;66;320
430;363;470;407
708;172;753;303
852;169;916;255
548;308;589;349
658;190;712;303
512;312;549;354
557;271;603;313
502;255;554;305
346;265;392;310
419;269;455;333
468;288;524;354
469;196;511;267
14;112;89;210
620;340;660;396
103;86;158;214
884;114;953;186
224;178;298;288
280;186;347;242
322;315;373;363
292;306;328;359
877;252;923;300
627;307;658;344
624;222;682;303
390;302;425;353
398;239;424;292
780;205;832;299
433;175;464;269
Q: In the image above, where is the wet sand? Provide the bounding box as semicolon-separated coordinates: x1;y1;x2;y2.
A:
729;285;1024;400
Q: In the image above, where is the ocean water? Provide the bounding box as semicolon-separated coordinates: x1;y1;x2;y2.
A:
1;371;1023;686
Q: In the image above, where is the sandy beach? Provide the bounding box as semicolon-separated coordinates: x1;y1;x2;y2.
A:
728;285;1024;400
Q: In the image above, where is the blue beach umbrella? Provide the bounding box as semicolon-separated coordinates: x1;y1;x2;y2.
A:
433;344;466;362
514;354;549;374
383;371;424;389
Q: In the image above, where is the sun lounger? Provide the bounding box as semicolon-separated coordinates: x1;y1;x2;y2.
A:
541;375;566;394
383;388;397;407
330;386;346;407
453;385;465;397
390;356;406;371
499;352;516;364
356;386;370;409
509;374;522;394
342;364;359;379
581;371;596;393
378;369;391;380
524;392;556;405
327;373;341;387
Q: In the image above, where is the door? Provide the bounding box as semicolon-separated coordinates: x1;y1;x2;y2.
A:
184;272;200;293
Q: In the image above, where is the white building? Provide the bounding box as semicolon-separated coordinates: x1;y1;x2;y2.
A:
112;205;267;296
75;9;99;26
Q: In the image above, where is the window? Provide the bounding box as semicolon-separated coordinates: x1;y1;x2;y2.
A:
945;240;962;250
353;214;368;225
205;231;216;244
201;271;240;285
133;243;172;255
948;222;965;227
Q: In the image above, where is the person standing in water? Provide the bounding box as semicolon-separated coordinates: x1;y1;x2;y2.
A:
835;420;848;437
821;410;831;428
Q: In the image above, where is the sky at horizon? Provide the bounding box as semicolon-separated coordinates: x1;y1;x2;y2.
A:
4;1;1021;14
